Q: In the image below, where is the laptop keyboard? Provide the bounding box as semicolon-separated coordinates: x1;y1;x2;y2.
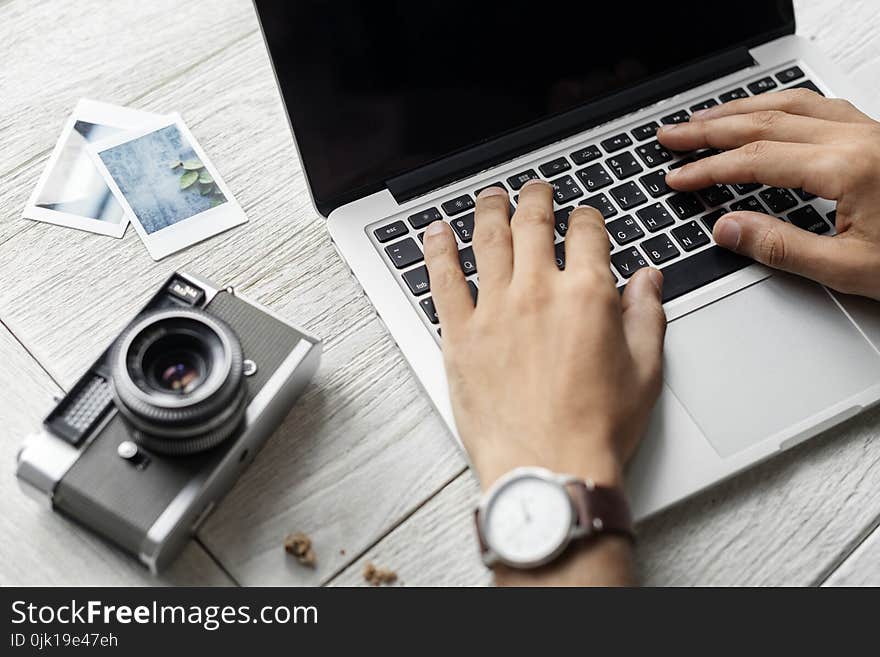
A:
366;64;835;338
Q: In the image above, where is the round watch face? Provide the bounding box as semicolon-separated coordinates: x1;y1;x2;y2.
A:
484;473;573;566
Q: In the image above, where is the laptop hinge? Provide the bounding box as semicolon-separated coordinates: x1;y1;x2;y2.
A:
386;47;755;205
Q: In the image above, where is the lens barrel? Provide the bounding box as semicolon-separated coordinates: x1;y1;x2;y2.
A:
110;308;247;455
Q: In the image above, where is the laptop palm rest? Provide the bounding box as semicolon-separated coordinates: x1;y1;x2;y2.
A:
662;274;880;458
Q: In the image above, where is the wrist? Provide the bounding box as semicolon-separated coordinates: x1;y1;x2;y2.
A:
469;429;626;492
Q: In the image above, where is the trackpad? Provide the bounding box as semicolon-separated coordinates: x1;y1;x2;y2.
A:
664;274;880;457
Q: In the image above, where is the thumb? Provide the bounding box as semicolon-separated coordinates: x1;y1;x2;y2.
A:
621;267;667;391
713;211;849;285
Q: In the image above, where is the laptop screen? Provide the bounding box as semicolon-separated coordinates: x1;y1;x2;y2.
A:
256;1;794;215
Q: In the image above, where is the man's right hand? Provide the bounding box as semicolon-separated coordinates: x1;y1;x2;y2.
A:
659;89;880;300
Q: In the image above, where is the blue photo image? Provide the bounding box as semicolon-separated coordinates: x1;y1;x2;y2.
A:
98;124;226;234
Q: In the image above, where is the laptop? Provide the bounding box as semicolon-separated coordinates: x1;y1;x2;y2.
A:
254;1;880;519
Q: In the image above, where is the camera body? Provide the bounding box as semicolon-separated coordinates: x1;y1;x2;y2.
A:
16;272;321;573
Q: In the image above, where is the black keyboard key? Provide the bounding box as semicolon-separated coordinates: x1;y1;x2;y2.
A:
793;188;817;202
467;280;478;304
701;208;728;232
668;156;696;170
442;194;474;216
658;246;752;302
661;109;690;125
719;87;749;103
601;133;632;153
554;241;566;270
636;203;675;232
403;265;431;295
730;195;766;213
474;181;506;197
570;144;602;165
776;66;804;84
667;192;704;220
609;181;647;210
539;157;571;177
632;122;659;142
606;215;644;246
611;247;649;279
451;212;475;242
642;234;680;265
748;77;778;95
408;207;442;229
635;141;673;168
733;182;762;194
827;210;837;224
640;170;670;198
698;184;734;207
690;99;718;112
671;221;710;252
554;206;573;236
606;153;643;180
579;193;617;219
420;297;439;324
385;238;423;269
790;79;823;96
576;163;613;191
788;205;829;234
551;175;584;204
459;246;477;275
506;169;539;190
374;220;409;243
759;187;798;213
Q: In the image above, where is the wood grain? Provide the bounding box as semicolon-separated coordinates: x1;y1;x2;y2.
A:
823;523;880;587
2;0;880;587
0;322;233;585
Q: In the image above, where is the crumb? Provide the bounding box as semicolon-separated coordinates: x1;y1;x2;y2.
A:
363;561;397;586
284;532;316;567
339;549;346;555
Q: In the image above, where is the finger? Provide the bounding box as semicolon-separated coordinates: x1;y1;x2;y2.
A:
422;220;475;335
658;111;842;152
690;88;874;124
621;268;667;390
509;179;556;276
563;206;612;274
472;186;513;295
712;211;875;292
665;141;845;200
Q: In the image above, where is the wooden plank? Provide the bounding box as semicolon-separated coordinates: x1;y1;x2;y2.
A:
0;321;233;585
330;0;880;587
0;29;466;585
0;0;257;247
329;473;490;587
823;524;880;587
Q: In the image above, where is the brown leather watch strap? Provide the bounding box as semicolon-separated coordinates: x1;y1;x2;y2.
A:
565;481;635;542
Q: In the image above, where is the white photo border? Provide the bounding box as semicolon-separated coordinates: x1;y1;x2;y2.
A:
23;99;166;238
87;113;248;260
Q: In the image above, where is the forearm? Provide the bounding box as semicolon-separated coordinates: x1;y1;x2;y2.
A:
494;535;636;587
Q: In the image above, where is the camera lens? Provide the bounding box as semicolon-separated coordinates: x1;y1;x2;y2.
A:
110;308;247;455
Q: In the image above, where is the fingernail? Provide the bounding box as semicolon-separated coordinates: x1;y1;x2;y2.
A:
658;123;681;133
424;220;446;238
521;178;550;190
664;168;680;180
714;217;742;249
477;186;507;199
647;268;664;294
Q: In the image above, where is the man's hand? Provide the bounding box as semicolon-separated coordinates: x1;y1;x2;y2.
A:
660;88;880;300
422;180;667;585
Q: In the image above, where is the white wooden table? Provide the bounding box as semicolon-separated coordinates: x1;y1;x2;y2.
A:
2;0;880;587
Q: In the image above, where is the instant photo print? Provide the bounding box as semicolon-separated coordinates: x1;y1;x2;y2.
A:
87;114;247;260
23;99;164;237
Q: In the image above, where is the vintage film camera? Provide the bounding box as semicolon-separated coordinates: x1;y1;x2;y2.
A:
16;272;321;572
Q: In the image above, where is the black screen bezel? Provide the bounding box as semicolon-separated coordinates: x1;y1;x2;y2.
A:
254;1;796;217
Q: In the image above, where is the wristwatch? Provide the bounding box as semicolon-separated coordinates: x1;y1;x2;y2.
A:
474;466;634;569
